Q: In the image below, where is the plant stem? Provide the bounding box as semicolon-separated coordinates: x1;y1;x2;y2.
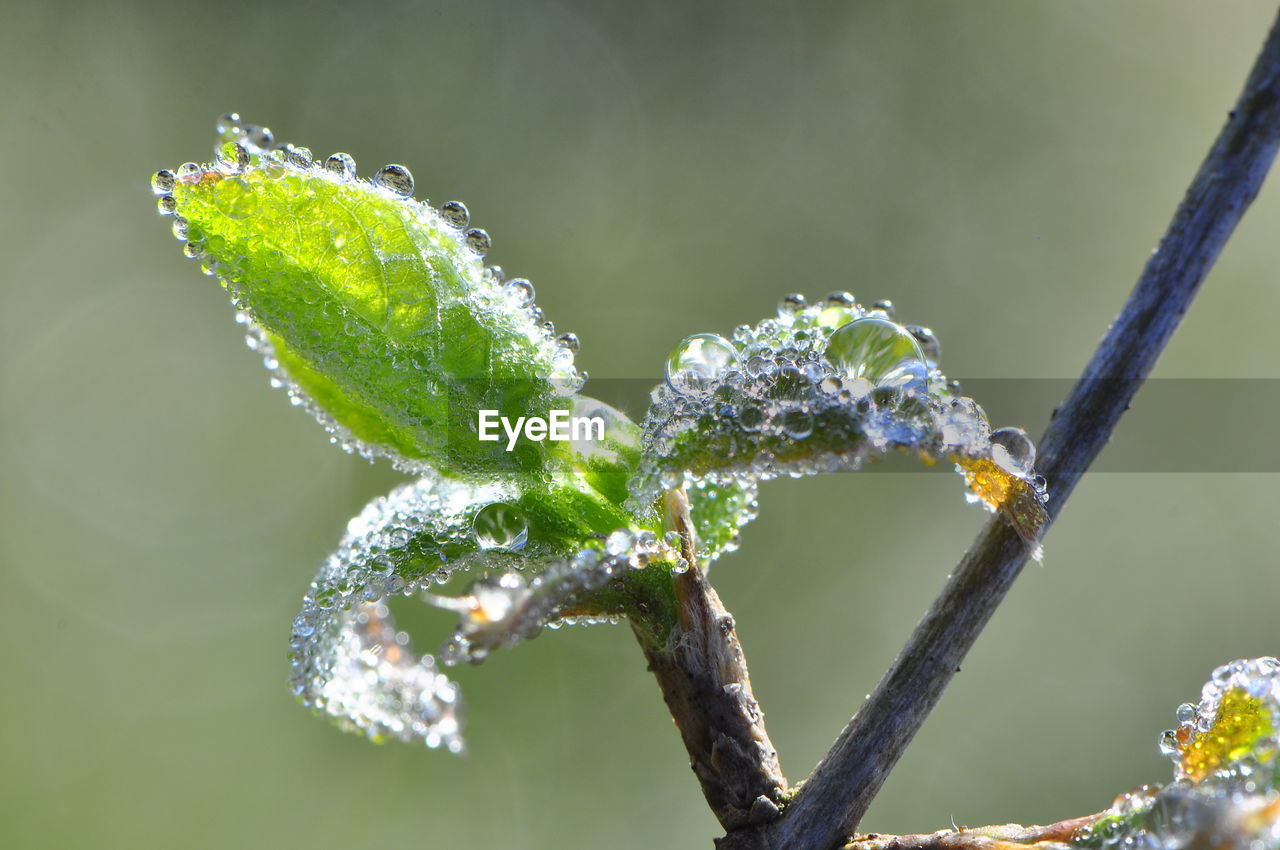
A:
633;488;788;831
724;7;1280;849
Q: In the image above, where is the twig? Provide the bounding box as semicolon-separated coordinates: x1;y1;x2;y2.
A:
725;8;1280;849
841;812;1103;850
633;488;788;831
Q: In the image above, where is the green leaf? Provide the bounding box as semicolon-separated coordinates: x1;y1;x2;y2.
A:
154;134;583;481
633;295;1049;543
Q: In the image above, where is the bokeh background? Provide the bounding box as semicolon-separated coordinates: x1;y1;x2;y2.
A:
4;1;1280;847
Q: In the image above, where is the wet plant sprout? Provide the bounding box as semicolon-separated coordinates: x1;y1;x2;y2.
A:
149;114;1280;848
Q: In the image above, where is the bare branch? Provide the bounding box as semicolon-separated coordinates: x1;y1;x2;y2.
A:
727;8;1280;849
841;812;1103;850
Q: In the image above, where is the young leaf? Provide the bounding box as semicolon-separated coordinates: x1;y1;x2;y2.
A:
631;293;1049;542
1075;658;1280;850
153;121;583;480
290;474;681;750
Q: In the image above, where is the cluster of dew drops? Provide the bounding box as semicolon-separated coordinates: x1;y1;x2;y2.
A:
1077;657;1280;850
151;113;585;475
632;290;1045;507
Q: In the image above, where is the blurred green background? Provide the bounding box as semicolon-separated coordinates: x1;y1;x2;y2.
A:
4;1;1280;847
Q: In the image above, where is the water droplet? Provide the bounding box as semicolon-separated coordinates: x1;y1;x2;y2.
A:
666;334;738;395
183;241;202;260
283;146;313;169
1176;703;1198;724
990;427;1036;477
472;503;528;551
825;291;856;308
156;195;177;215
171;216;189;240
440;201;470;227
176;162;204;183
216;112;243;137
1159;729;1180;756
826;318;926;393
151;170;176;195
504;278;535;307
780;409;814;439
243;124;274;151
907;325;941;363
465;228;491;254
606;529;633;557
871;299;896;320
373;164;414;197
324;152;357;181
216;141;250;174
778;293;807;316
556;332;580;352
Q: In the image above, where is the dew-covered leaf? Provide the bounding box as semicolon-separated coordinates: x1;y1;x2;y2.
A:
1074;658;1280;850
152;118;583;480
632;293;1049;542
290;472;677;750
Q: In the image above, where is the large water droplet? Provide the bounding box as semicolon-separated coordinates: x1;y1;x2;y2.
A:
780;409;814;439
216;141;250;174
777;293;807;317
989;427;1036;477
504;278;535;307
216;112;243;137
666;334;737;395
324;152;357;181
472;503;528;551
176;162;204;183
465;228;491;255
826;318;926;394
374;164;414;197
439;201;470;227
151;170;176;195
243;123;274;151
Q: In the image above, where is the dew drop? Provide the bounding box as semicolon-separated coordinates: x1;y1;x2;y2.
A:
666;334;738;395
244;124;274;151
216;141;250;174
1158;729;1180;756
989;427;1036;477
826;318;926;393
472;503;528;551
556;332;580;352
176;162;204;183
504;278;535;307
780;409;814;439
465;228;492;254
324;152;357;181
871;299;896;320
440;201;470;227
778;293;807;316
215;112;243;137
183;241;202;260
373;164;414;197
907;325;941;363
283;146;314;169
156;195;177;215
151;169;176;195
171;216;189;240
824;291;856;308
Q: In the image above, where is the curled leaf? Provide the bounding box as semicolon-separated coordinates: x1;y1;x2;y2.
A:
631;294;1049;542
290;473;674;750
